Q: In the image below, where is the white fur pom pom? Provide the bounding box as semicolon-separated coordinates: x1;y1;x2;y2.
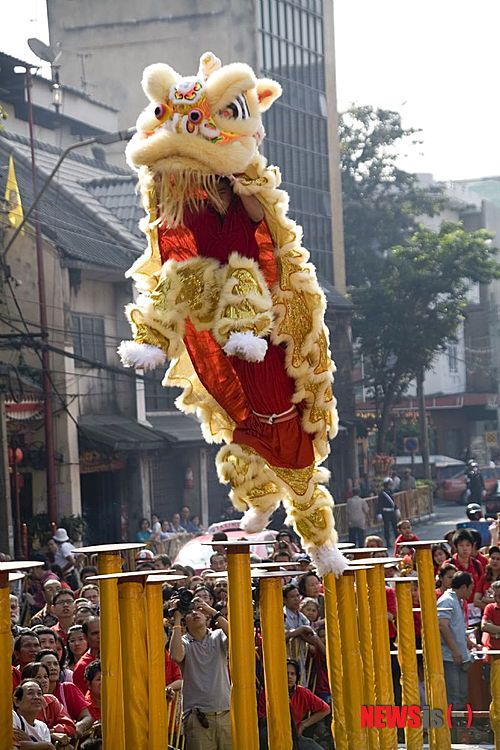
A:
310;545;348;577
240;507;269;534
118;341;166;371
223;331;268;362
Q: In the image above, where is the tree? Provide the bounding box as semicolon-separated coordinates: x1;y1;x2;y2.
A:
351;223;500;452
340;105;446;286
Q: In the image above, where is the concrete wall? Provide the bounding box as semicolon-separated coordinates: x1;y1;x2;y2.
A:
47;0;259;132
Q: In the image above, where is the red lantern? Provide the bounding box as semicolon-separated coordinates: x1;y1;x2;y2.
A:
8;447;23;465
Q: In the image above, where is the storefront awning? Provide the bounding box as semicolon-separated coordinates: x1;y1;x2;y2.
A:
79;415;167;451
147;413;204;445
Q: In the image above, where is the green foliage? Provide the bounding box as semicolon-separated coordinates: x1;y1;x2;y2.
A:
351;223;500;450
340;105;447;285
58;514;88;542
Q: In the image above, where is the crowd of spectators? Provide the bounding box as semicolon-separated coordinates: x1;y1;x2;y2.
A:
9;492;500;748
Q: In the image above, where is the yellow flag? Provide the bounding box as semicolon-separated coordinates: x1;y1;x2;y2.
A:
4;155;24;232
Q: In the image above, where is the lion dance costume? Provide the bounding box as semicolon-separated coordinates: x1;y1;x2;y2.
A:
119;52;347;575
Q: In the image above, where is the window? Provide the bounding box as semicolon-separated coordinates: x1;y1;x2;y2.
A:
448;344;458;373
71;314;106;363
145;370;178;412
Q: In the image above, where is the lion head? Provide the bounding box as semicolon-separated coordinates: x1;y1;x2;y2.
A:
126;52;282;225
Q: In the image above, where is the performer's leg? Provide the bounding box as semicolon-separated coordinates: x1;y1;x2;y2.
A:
216;443;282;532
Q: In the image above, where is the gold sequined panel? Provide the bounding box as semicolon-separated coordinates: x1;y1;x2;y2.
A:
307;332;330;375
277;291;312;368
247;481;278;499
272;463;315;496
295;509;328;540
223;300;257;321
231;268;262;296
135;322;170;352
175;265;207;311
305;381;331;425
289;485;323;512
278;249;304;291
150;276;172;311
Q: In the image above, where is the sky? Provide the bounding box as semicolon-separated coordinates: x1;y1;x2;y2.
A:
3;0;500;181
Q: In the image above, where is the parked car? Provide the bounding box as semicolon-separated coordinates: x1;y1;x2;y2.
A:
438;465;499;505
174;523;277;573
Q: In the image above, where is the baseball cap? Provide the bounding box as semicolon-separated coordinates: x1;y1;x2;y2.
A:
135;549;155;561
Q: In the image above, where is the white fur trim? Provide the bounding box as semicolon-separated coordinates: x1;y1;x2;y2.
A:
240;507;269;534
118;341;166;371
223;331;267;362
310;545;348;577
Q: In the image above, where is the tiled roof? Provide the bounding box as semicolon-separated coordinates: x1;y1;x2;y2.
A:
85;175;143;236
0;130;143;269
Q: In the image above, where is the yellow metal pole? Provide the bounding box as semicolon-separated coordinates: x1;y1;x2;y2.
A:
259;574;293;750
414;543;451;750
146;581;168;750
225;543;259;750
118;578;149;749
323;571;348;750
355;567;380;750
0;573;11;750
336;570;368;749
0;561;43;750
490;655;500;750
98;552;126;750
366;564;397;750
394;579;424;750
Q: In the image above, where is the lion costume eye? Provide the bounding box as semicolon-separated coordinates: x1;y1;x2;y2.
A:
219;94;250;120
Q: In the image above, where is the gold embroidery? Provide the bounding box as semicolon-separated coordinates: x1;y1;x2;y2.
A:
175;265;206;310
277;292;312;368
272;464;315;496
307;333;330;375
150;276;171;311
135;323;170;352
289;486;322;512
223;300;257;320
247;481;278;499
231;268;262;296
278;250;303;291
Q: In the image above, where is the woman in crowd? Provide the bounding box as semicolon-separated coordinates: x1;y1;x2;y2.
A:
432;543;451;574
364;535;386;550
435;562;458;598
21;662;76;745
35;649;93;737
66;626;89;669
299;598;322;631
83;660;101;722
298;572;325;618
474;545;500;611
136;518;152;543
13;679;55;749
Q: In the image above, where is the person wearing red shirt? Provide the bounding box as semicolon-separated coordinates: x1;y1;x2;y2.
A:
482;581;500;651
35;649;93;738
258;659;329;749
12;665;21;690
73;617;100;695
50;590;76;646
393;520;419;556
21;661;76;742
474;546;500;612
452;529;483;599
13;631;41;669
83;659;101;722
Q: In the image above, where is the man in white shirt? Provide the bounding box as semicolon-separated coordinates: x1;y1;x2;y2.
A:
346;486;370;548
13;679;54;748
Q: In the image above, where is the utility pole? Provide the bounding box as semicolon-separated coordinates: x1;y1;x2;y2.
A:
25;67;58;525
416;367;431;482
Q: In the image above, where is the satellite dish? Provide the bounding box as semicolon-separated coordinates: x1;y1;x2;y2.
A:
27;38;61;65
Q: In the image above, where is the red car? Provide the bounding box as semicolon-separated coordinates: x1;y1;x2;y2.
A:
439;465;499;504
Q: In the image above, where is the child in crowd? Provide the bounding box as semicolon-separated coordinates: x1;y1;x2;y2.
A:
394;519;419;556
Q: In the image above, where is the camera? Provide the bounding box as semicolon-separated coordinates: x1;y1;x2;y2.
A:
168;587;195;615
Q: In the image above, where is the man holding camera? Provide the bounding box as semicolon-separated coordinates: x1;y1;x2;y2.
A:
170;595;231;749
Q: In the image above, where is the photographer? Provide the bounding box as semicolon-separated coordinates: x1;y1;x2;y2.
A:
169;594;230;749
